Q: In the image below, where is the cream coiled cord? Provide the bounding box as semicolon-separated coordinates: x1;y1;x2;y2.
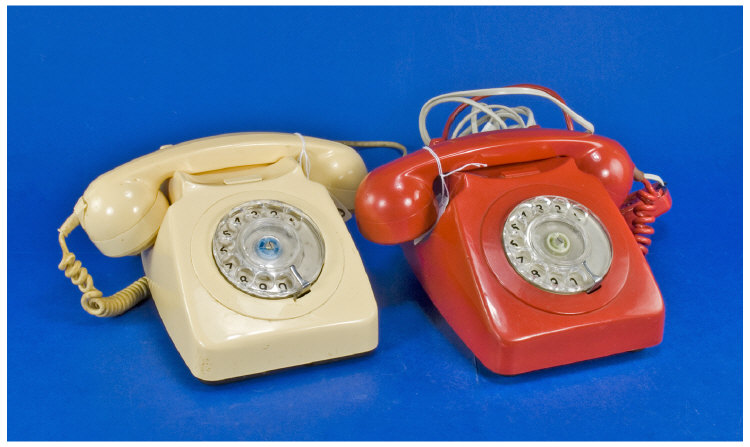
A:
58;213;150;317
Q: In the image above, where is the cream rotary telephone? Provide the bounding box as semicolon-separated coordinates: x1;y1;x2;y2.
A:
57;132;398;382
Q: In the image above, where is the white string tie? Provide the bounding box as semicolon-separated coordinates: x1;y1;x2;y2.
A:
643;172;666;187
414;146;487;244
294;132;311;179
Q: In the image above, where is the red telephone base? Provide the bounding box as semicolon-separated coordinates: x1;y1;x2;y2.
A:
402;156;665;375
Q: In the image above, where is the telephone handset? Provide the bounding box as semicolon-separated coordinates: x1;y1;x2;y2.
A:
356;86;672;374
59;132;391;382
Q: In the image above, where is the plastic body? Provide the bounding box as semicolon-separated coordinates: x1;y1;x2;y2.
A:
356;128;664;375
75;133;377;381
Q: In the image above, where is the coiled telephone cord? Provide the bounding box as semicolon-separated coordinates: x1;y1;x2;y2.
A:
630;179;659;255
58;214;150;317
632;179;658;255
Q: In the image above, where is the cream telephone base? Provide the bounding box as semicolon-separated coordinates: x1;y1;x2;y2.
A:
58;133;380;382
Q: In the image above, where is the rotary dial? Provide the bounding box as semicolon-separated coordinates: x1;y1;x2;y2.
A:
212;200;325;299
502;195;612;294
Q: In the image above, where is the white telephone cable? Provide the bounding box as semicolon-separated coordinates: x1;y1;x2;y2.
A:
418;86;595;145
452;105;536;139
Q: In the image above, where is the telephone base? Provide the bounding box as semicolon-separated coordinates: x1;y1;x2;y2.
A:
402;157;666;375
141;162;378;382
405;242;664;375
145;275;378;382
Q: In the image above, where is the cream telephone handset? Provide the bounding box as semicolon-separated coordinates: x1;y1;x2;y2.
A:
58;132;391;382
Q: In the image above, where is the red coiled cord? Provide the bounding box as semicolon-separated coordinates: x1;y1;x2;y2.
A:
631;180;658;255
621;180;672;255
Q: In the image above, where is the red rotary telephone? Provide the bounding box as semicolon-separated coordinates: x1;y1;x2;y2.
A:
355;85;672;374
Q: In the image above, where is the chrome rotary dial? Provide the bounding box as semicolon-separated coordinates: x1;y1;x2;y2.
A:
212;200;325;299
502;195;612;294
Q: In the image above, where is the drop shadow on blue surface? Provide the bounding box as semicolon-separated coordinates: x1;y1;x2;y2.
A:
407;271;477;364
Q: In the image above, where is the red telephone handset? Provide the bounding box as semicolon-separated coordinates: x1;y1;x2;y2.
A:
355;85;672;375
356;128;636;244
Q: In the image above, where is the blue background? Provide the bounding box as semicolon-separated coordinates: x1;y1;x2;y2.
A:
8;6;742;441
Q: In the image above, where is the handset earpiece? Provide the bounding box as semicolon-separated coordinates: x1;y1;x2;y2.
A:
76;178;169;257
356;167;437;244
303;139;368;211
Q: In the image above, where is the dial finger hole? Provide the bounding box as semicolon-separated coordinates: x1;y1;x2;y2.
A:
218;224;235;241
256;272;272;283
567;272;586;289
228;213;245;228
551;198;569;214
216;242;234;259
531;197;550;215
548;271;562;287
221;256;240;272
517;205;533;223
527;264;547;283
506;236;524;250
511;250;532;267
570;205;588;222
276;275;292;293
254;273;273;291
236;268;254;286
508;218;526;233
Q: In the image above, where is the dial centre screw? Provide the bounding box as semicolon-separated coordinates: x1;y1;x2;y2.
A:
545;231;571;255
